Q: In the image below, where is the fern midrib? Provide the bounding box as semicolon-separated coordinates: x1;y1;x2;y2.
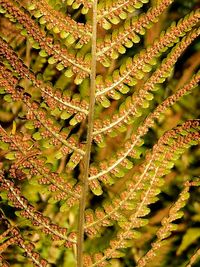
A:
89;137;140;180
77;1;98;266
18;241;44;267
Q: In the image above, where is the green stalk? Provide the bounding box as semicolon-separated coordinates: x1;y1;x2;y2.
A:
77;1;98;266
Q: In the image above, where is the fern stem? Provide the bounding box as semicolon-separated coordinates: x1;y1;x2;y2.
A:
186;247;200;267
77;1;98;266
19;242;44;267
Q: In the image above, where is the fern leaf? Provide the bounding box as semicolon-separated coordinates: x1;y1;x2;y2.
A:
25;0;92;46
0;125;81;207
65;0;93;13
0;65;85;156
89;73;200;187
0;171;77;245
93;29;200;139
97;0;173;64
0;213;49;267
86;121;200;237
86;121;200;266
96;9;200;101
0;0;90;81
137;180;200;267
0;38;89;121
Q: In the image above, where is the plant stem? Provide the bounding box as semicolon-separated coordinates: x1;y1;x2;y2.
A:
77;1;98;266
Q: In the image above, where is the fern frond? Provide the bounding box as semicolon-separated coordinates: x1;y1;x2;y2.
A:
0;171;77;245
137;181;195;267
89;72;200;188
0;0;90;81
0;0;199;265
95;9;200;102
0;66;83;203
97;0;173;64
85;121;200;236
0;213;49;267
85;121;200;266
0;125;81;206
93;28;200;138
0;37;89;122
0;65;86;158
25;0;92;45
97;0;149;29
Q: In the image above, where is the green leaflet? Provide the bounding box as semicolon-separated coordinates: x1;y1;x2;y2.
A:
5;151;16;160
177;228;200;255
0;141;9;150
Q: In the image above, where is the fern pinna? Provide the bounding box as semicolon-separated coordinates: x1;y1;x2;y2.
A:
0;0;200;266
